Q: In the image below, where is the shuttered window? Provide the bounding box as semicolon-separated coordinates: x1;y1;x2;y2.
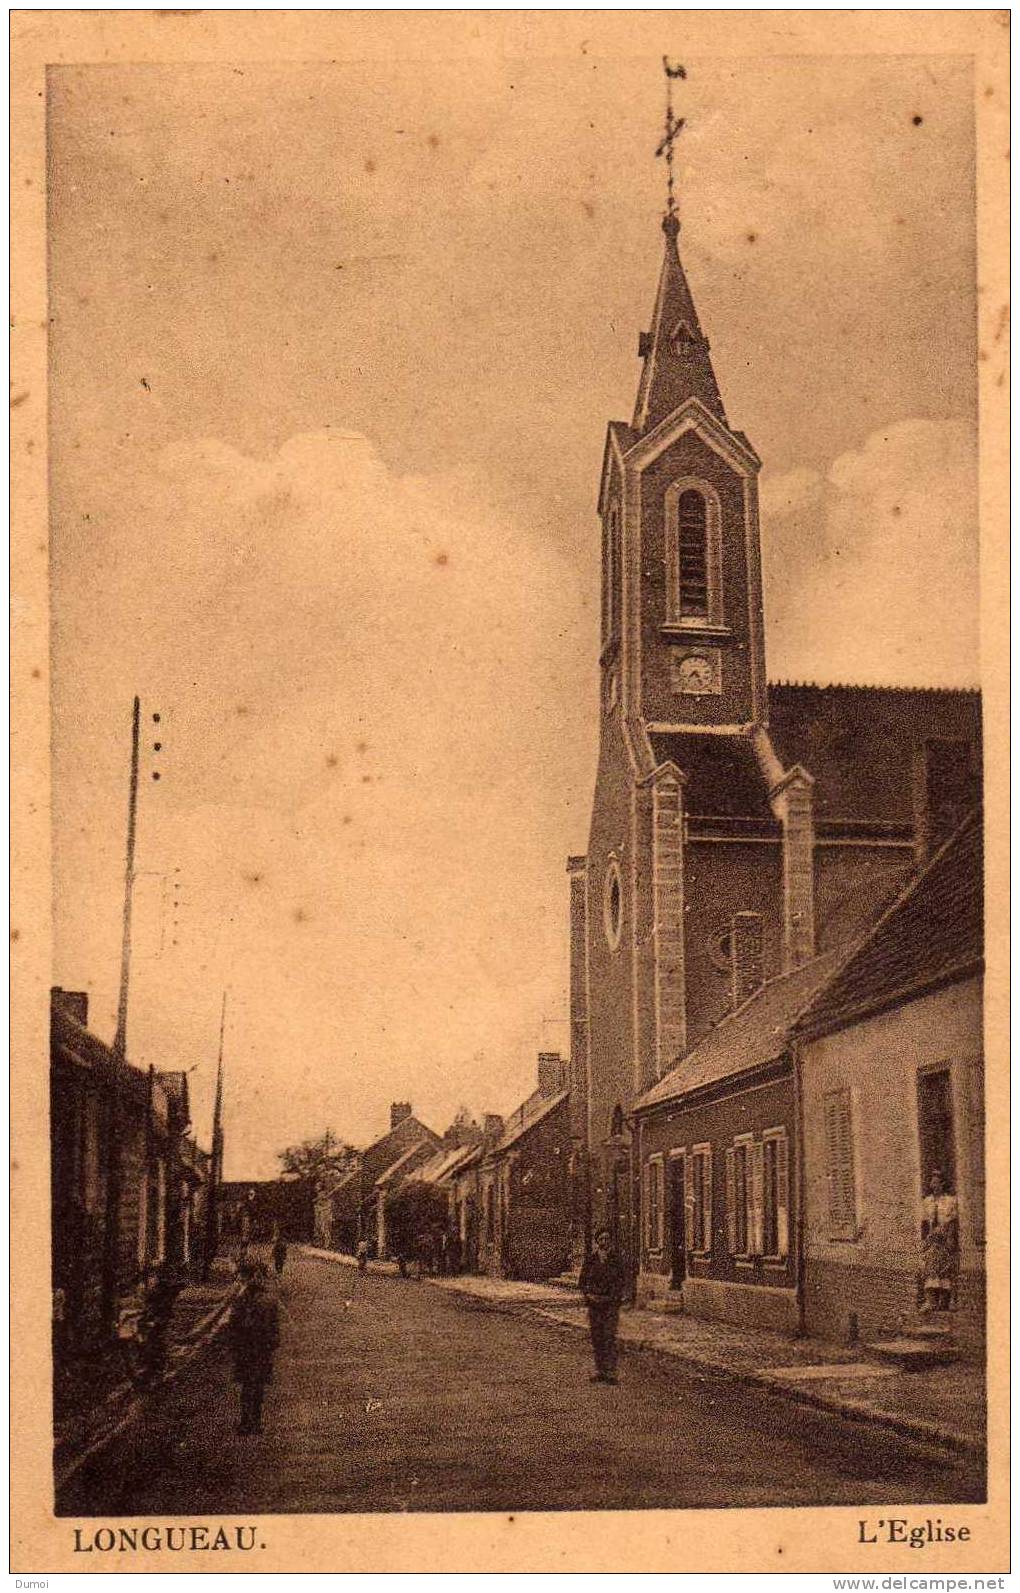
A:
689;1144;713;1253
726;1139;752;1255
824;1088;857;1240
763;1129;790;1259
677;491;709;617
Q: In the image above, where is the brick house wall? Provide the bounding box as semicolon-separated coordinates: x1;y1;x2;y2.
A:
636;1068;798;1333
502;1095;573;1280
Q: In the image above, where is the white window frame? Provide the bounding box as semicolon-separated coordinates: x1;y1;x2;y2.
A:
687;1143;713;1257
727;1133;754;1259
761;1126;790;1261
664;479;724;629
645;1154;665;1252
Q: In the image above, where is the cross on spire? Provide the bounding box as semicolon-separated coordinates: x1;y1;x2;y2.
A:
655;57;687;235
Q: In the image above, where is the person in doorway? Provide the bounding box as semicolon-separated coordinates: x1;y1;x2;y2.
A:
919;1169;960;1312
272;1234;288;1277
228;1263;280;1435
580;1227;625;1384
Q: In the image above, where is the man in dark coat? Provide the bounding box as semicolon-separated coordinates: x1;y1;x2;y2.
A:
579;1227;625;1384
272;1234;288;1277
228;1264;280;1434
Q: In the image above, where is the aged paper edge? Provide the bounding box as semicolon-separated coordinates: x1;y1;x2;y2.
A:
10;8;1010;1575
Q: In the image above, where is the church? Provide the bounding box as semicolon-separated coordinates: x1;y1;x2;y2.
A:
566;127;982;1329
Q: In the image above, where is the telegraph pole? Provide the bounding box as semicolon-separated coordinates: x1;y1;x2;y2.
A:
101;695;143;1329
202;990;228;1280
113;696;142;1060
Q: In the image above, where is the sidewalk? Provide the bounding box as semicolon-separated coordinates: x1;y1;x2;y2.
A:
54;1260;239;1488
425;1270;987;1461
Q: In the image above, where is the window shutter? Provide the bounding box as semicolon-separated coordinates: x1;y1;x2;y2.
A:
775;1133;790;1258
656;1159;665;1250
824;1088;856;1239
824;1091;840;1231
701;1151;713;1255
725;1146;737;1254
751;1140;765;1256
684;1162;696;1253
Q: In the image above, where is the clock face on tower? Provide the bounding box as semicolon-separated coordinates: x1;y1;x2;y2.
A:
671;649;721;696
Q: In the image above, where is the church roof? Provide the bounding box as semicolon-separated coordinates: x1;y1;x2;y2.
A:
794;809;983;1039
767;683;981;826
632;217;727;435
649;683;981;827
634;950;843;1113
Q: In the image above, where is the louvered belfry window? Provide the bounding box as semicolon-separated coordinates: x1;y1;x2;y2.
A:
677;489;709;617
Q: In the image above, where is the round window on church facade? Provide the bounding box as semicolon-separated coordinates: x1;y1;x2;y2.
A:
603;860;623;951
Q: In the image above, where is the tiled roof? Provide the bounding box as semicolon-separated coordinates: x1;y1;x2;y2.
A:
497;1089;570;1153
413;1144;477;1185
374;1141;434;1189
767;683;982;826
794;811;983;1038
651;685;981;828
634;952;843;1114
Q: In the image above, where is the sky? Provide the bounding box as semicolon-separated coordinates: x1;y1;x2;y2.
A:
48;53;979;1177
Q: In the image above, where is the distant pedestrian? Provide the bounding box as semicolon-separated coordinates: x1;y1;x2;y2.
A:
356;1238;369;1273
228;1263;280;1435
272;1235;288;1277
580;1228;625;1385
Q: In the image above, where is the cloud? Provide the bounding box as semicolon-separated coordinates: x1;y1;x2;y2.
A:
760;418;978;687
52;430;589;1170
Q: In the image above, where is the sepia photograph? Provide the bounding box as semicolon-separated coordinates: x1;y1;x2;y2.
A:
11;8;1009;1576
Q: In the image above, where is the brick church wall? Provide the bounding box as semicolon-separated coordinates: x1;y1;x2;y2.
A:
638;431;756;729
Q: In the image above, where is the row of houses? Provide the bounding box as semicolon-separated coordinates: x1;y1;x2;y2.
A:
627;812;984;1350
309;1060;577;1283
50;987;213;1396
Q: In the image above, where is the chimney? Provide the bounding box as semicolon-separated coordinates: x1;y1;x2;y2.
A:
390;1101;412;1130
914;738;976;862
483;1113;504;1143
537;1051;566;1098
730;913;764;1007
52;987;89;1027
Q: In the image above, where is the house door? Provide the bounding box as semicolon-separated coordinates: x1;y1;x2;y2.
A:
917;1069;957;1190
669;1155;686;1289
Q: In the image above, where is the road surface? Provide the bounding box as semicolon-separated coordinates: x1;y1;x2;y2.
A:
59;1249;984;1515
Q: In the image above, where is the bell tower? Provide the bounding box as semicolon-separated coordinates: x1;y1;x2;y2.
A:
597;64;767;740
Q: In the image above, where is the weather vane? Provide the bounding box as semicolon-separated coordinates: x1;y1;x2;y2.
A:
655;57;687;229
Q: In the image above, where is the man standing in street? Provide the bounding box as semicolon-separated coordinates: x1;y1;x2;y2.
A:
228;1263;280;1435
580;1227;625;1385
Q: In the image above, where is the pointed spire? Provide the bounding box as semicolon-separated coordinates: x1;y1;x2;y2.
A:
632;216;727;434
636;61;727;435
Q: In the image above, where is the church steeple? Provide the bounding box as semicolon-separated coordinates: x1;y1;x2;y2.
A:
633;60;727;435
632;215;727;434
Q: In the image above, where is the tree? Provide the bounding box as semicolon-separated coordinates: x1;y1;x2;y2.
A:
278;1130;358;1191
384;1180;450;1264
